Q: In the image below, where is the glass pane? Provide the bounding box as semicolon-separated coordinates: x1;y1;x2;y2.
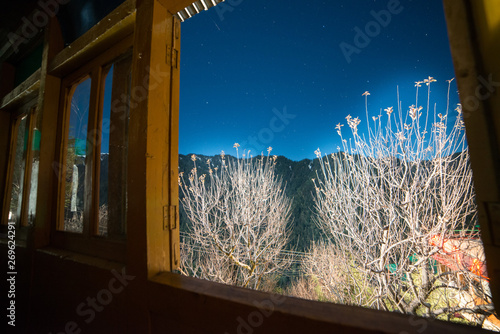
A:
98;53;131;237
27;124;41;225
7;116;28;225
63;77;91;233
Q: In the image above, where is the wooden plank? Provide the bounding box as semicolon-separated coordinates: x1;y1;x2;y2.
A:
127;0;153;280
47;0;136;77
28;248;128;333
57;34;134;89
169;17;181;270
33;17;63;248
159;0;200;14
443;0;500;311
50;232;127;263
148;272;487;334
125;2;177;331
128;0;177;279
0;68;40;110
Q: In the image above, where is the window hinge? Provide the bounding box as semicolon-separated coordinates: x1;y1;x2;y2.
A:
164;205;177;230
166;46;179;69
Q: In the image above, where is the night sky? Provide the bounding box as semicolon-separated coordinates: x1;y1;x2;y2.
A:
179;0;460;161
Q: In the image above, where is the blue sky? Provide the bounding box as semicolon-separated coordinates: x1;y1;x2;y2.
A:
178;0;460;161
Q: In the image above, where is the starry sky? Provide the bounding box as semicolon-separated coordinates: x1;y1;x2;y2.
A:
179;0;460;161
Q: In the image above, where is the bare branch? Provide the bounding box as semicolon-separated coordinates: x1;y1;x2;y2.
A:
179;150;293;291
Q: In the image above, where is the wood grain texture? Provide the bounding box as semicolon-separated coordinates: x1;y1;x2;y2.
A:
34;17;63;248
127;0;178;279
443;0;500;310
48;0;136;77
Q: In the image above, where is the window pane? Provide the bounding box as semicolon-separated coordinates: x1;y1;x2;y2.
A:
8;116;28;225
98;53;131;237
27;125;41;225
63;77;91;233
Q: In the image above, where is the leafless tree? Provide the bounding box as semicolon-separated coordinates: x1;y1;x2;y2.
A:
178;145;292;291
306;78;497;328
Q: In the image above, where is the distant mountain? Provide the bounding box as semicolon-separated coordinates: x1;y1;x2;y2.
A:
178;153;324;251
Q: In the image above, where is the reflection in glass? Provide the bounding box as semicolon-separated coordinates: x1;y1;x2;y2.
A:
27;125;41;225
8;116;28;225
98;54;132;236
63;77;91;233
98;52;131;237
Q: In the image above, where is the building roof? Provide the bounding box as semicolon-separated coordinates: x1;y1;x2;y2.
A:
174;0;226;22
430;235;489;280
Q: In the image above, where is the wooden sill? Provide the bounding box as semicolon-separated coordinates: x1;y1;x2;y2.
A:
148;272;486;334
51;231;127;263
36;246;125;271
0;232;28;248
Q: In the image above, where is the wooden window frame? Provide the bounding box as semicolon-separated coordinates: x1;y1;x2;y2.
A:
51;34;133;263
139;1;499;333
0;96;38;241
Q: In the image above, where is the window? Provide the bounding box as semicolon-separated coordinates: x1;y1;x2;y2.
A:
2;99;39;230
176;0;496;329
54;43;132;258
2;1;499;333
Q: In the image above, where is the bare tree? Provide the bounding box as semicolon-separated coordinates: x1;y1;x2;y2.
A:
178;145;292;291
306;78;497;328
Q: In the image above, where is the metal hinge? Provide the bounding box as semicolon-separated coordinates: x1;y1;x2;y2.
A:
166;46;179;69
169;205;177;230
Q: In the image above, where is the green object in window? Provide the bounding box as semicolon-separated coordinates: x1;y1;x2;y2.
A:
75;138;87;156
32;129;41;151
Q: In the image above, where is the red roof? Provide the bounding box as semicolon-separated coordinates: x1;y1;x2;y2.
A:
429;235;489;280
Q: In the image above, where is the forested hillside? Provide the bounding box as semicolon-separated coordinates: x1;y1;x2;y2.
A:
84;152;471;253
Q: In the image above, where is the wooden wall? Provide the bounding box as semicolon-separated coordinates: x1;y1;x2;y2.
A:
444;0;500;307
